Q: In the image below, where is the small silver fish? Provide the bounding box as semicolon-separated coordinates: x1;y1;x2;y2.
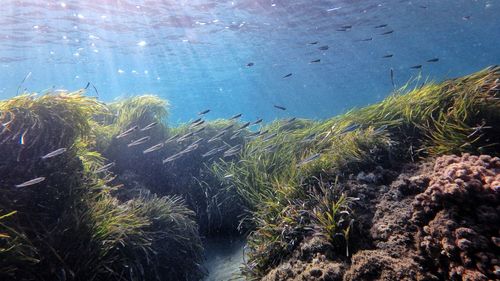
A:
339;124;360;135
198;109;210;115
190;118;202;125
202;147;221;158
193;126;205;134
162;153;183;164
116;126;139;138
208;131;226;143
41;148;67;159
252;118;263;125
128;136;151;147
143;143;164;154
297;153;321;166
238;122;251;130
140;122;158;131
229;114;242;120
95;162;115;173
262;133;277;142
230;130;243;140
15;177;46;188
177;132;194;142
165;133;180;143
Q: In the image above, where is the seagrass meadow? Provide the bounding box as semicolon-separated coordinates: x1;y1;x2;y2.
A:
1;67;499;281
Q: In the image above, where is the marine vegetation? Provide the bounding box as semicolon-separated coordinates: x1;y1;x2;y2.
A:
0;92;204;281
0;66;499;281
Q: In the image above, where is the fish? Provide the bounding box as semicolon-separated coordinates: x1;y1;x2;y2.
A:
208;131;226;143
91;83;99;97
341;25;352;29
84;82;90;89
318;45;329;51
193;126;206;134
223;145;242;157
427;58;439;62
246;62;254;67
41;148;67;159
162;153;184;164
374;24;388;28
177;132;194;142
184;143;199;152
310;59;321;63
223;174;234;179
337;28;348;31
462;16;471;20
230;130;243;140
262;132;277;142
198;109;210;115
140;122;158;131
222;124;234;131
358;38;373;42
246;130;262;138
390;68;395;88
16;71;32;95
94;162;115;173
164;133;179;143
374;125;389;134
238;122;251;130
202;147;221;158
297;153;321;166
285;117;296;124
127;136;150;147
379;30;394;35
229;114;242;120
19;130;28;145
258;129;269;136
308;41;318;45
274;105;286;110
339;124;360;134
263;144;278;153
190;118;202;125
283;73;292;78
382;54;393;58
410;65;422;69
190;120;205;128
15;177;46;188
189;138;204;147
252;118;263;125
143;143;164;154
116;126;139;139
300;133;317;143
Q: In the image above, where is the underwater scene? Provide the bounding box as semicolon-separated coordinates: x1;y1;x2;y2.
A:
0;1;499;281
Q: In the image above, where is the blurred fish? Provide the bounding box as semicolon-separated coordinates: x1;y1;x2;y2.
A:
297;153;321;166
262;132;277;142
230;130;243;140
258;129;269;136
300;133;317;143
223;145;242;157
162;153;183;164
189;138;204;147
116;126;139;139
16;71;32;95
274;105;286;110
190;118;202;125
283;73;292;78
19;130;28;145
337;28;348;31
379;30;394;35
84;82;90;89
191;120;205;128
15;177;45;188
208;131;226;143
140;122;158;131
184;143;199;152
339;124;360;134
222;124;234;131
285;117;296;124
252;118;263;125
358;38;373;42
374;24;388;28
238;122;251;130
390;68;395;88
143;143;164;154
246;130;262;138
246;62;254;67
193;126;205;134
128;136;150;147
310;59;321;63
177;132;194;142
382;54;393;58
462;16;471;20
308;41;319;45
318;45;329;50
410;65;422;69
223;174;234;179
165;133;179;144
427;58;439;62
374;125;389;134
202;147;221;158
198;109;210;115
229;113;242;120
341;25;352;29
41;148;67;159
95;162;115;173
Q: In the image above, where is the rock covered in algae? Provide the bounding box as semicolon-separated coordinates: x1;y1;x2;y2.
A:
412;154;500;281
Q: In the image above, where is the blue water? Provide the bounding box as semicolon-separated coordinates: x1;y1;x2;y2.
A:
0;0;499;124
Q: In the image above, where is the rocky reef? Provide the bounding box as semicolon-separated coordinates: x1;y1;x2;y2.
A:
0;67;499;281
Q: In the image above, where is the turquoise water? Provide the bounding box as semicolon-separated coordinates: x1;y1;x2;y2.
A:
0;0;499;124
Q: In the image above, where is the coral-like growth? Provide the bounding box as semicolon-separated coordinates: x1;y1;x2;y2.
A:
412;154;500;280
